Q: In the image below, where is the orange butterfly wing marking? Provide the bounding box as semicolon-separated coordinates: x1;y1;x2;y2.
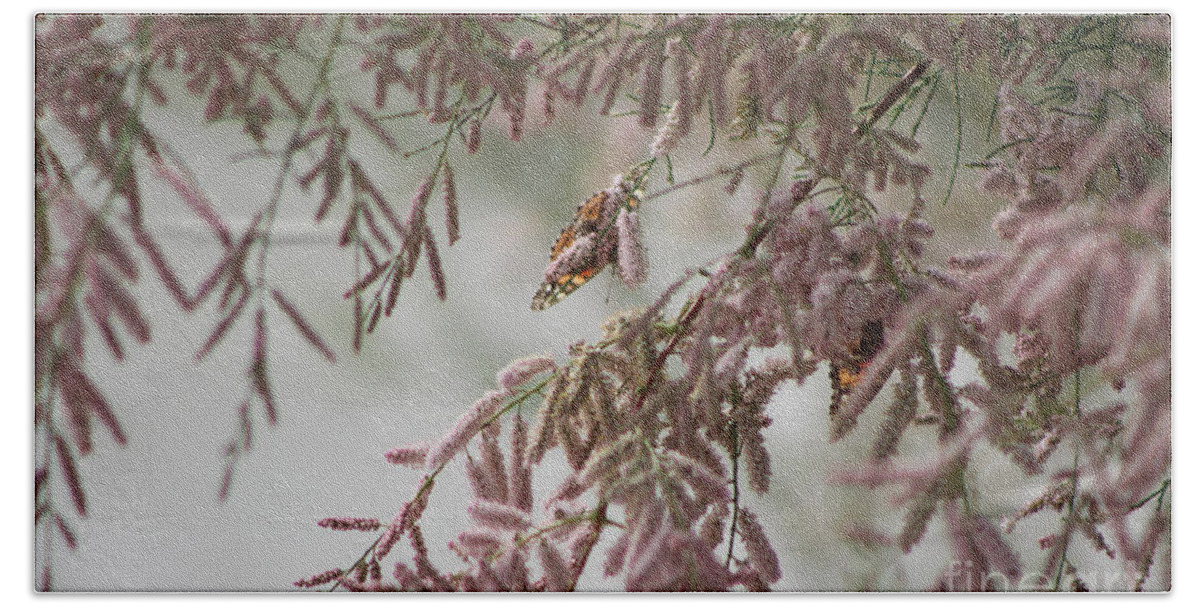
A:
829;320;886;417
547;224;577;260
575;191;608;222
530;192;612;311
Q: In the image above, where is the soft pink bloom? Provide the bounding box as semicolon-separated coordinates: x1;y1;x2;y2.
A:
425;391;507;470
496;355;555;392
616;208;648;289
468;500;531;532
384;443;428;468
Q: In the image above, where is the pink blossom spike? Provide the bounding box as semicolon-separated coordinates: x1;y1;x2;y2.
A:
616;208;648;289
496;355;555;392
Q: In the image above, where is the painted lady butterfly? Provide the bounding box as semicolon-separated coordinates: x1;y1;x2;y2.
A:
531;168;648;311
829;319;886;417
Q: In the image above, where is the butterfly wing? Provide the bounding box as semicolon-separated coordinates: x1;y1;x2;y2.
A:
530;264;603;310
829;320;886;417
829;363;861;418
531;192;611;311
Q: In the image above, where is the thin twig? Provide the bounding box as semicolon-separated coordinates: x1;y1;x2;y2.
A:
854;60;932;139
724;419;741;568
939;57;963;206
630;292;709;413
254;16;347;296
1128;479;1171;513
1050;315;1085;592
643;153;778;202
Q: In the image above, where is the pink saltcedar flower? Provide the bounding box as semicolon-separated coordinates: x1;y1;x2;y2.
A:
732;357;777;409
408;525;450;589
1038;533;1061;551
724;167;745;195
393;563;422;591
426;390;508;470
399;481;432;531
665;451;730;504
624;528;676;590
510;37;535;61
251;308;278;425
935;327;959;376
410;174;435;221
627;530;732;591
557;422;590;472
496;355;555;392
92;262;150;343
870;362;919;461
565;523;599;565
146;156;230;246
130;224;191;310
638;43;666;128
270;288;336;362
898;493;938;554
579;433;639;488
317;516;381;532
465;453;507;503
53;434;87;516
384;443;429;468
453;529;504;559
945;502;1022;589
508;413;533;512
698;503;729;551
713;337;750;382
441;163;459;245
422;225;447;301
616;208;648;289
603;532;631;577
466;560;504;592
217;464;234;504
1075;498;1116;559
374;524;401;561
669;414;718;469
542;87;556;125
53;514;77;550
729;407;771;495
348;101;398;152
546;474;588;506
505;95;526;142
497;546;531;591
1032;428;1061;464
429;59;450;123
524;382;561;466
477;428;510;503
538;540;573;591
624;499;668;566
734;566;770;592
58;361;96;454
1004;480;1069;533
468;500;531;532
615;269;695;351
293;568;344;588
593;38;634;116
735;417;773;487
467;119;483;153
840;522;895;548
736;508;781;583
570;58;596;106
